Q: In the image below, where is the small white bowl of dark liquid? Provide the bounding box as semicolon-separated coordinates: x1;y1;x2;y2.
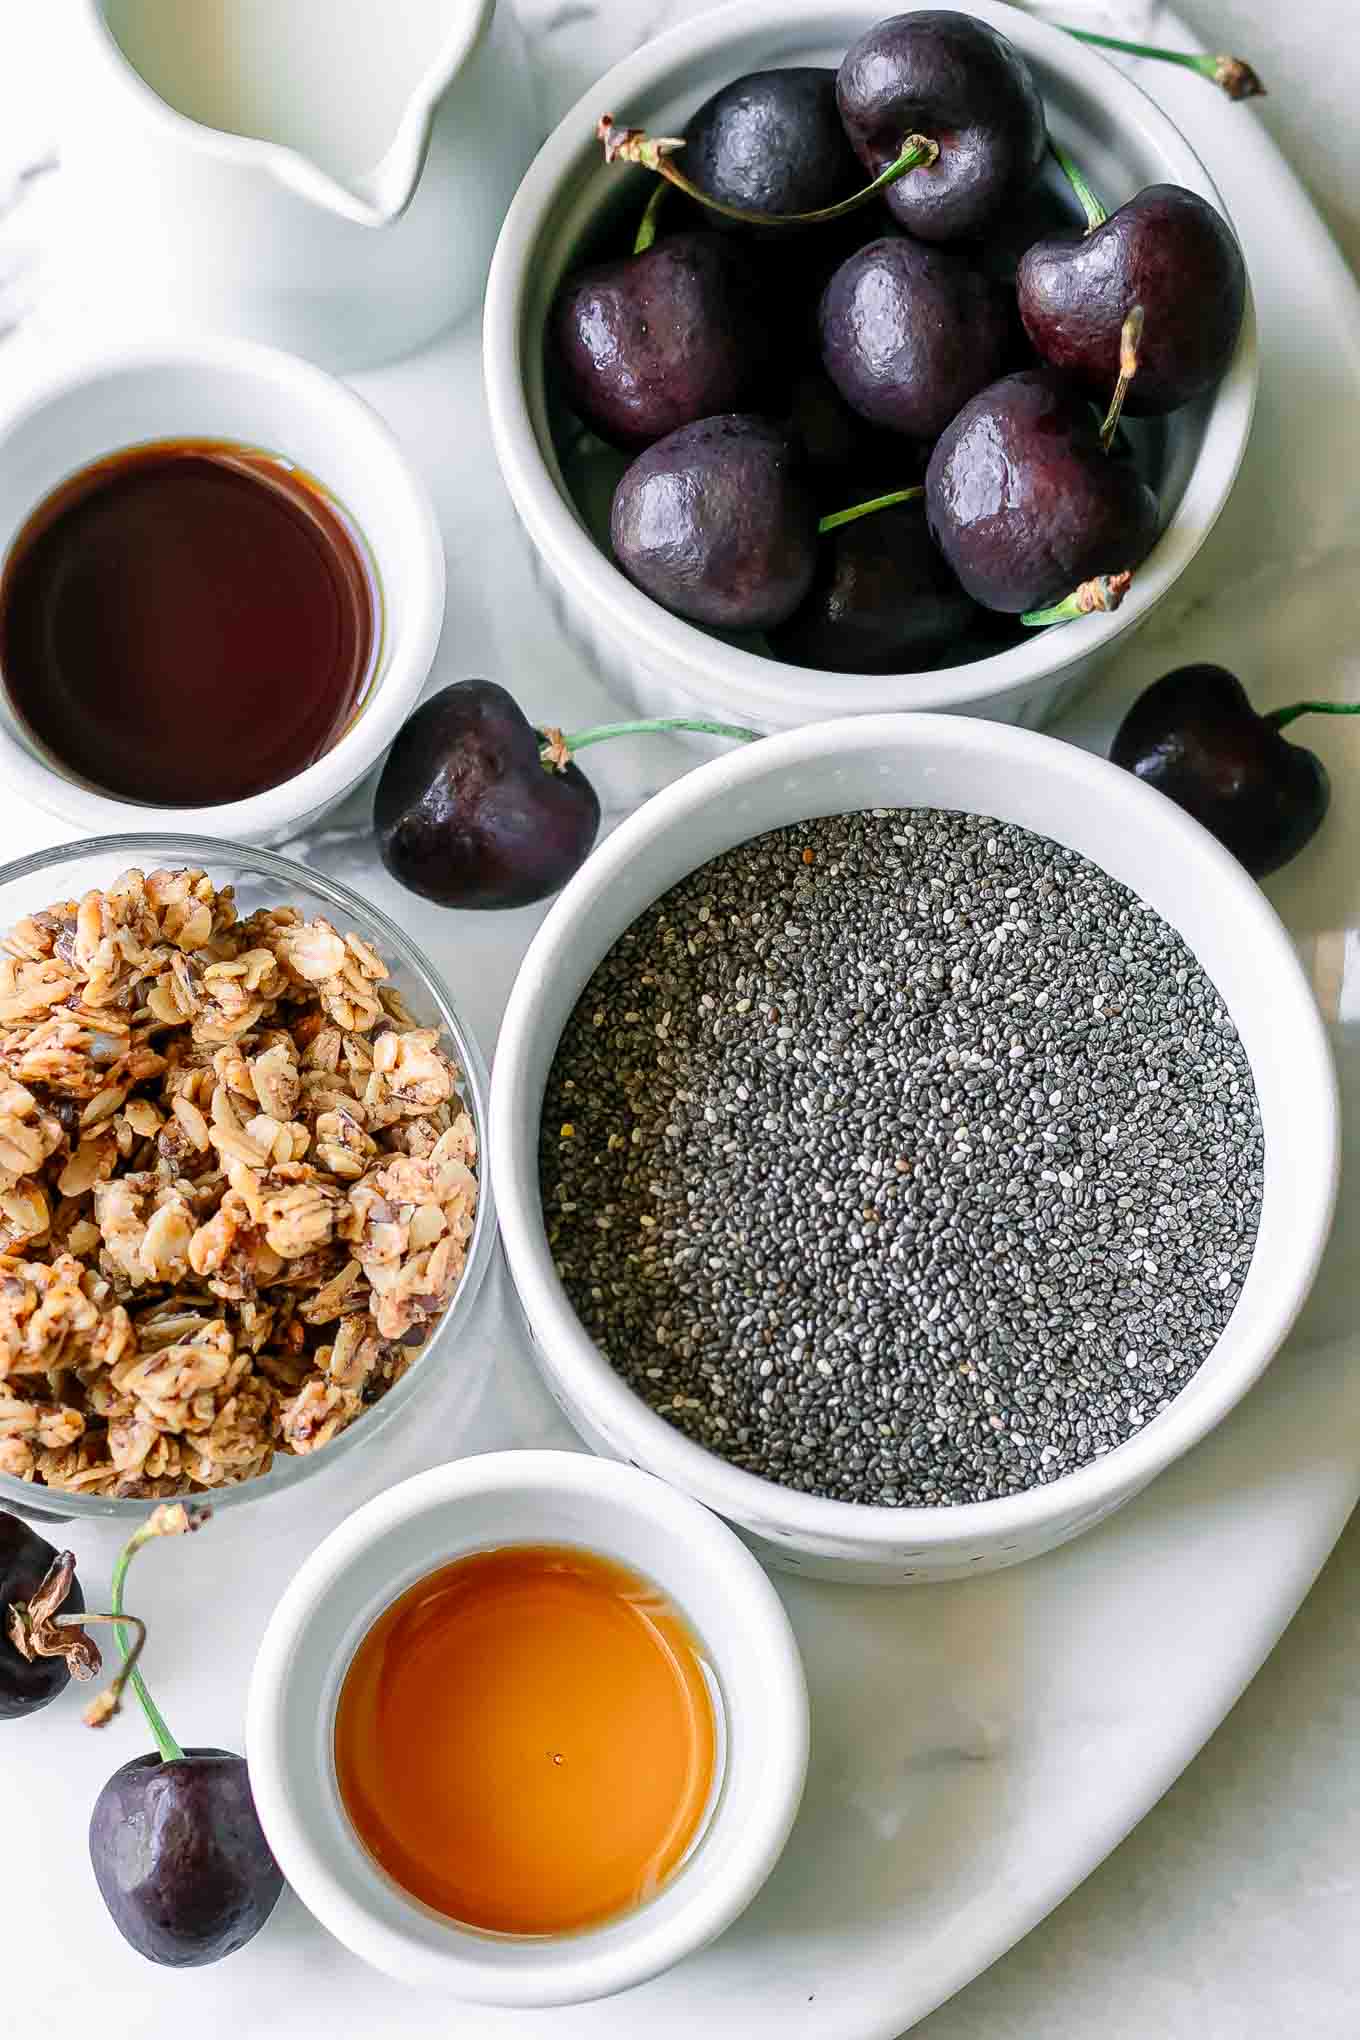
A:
0;339;445;843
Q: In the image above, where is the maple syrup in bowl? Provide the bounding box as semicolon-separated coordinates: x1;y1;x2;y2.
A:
247;1450;809;2006
0;343;445;843
0;439;378;806
334;1544;720;1937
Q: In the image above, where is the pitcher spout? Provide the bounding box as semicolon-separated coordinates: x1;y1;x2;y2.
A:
267;119;434;230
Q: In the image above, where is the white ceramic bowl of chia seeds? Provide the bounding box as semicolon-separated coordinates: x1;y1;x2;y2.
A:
483;0;1257;736
490;715;1338;1585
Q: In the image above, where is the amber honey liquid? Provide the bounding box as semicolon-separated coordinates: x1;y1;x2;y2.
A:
334;1544;718;1936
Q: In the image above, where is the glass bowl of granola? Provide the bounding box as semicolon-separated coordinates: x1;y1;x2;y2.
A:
0;837;494;1522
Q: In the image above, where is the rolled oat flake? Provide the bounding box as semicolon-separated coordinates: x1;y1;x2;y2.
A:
540;809;1264;1507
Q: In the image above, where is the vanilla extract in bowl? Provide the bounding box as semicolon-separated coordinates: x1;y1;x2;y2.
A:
0;438;377;806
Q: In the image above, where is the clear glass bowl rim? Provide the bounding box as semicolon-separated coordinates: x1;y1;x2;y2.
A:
0;832;497;1523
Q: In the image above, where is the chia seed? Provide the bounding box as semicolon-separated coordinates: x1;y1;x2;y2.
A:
538;810;1265;1507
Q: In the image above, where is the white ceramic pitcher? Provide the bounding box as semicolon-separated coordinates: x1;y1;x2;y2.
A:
56;0;535;370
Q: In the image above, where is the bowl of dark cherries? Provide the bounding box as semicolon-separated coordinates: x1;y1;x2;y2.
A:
484;0;1256;733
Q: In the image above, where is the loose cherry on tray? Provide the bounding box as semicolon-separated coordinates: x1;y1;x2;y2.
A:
84;1503;285;1968
2;1510;148;1722
1110;664;1351;877
375;679;760;911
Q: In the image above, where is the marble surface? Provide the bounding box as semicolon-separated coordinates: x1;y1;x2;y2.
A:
1;6;1359;2039
921;15;1360;2034
1180;0;1359;278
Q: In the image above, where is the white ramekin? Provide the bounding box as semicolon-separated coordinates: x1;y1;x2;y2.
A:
490;716;1339;1584
483;0;1257;734
246;1450;808;2004
0;340;445;840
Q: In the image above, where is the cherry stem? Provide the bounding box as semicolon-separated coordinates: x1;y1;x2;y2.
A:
1021;571;1134;628
1059;27;1265;100
818;484;924;535
85;1502;211;1759
633;179;667;255
1100;306;1145;452
55;1611;148;1723
1266;701;1360;731
597;114;940;230
5;1548;103;1681
542;718;761;770
1049;139;1108;232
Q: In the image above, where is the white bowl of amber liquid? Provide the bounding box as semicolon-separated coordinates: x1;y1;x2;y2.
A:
246;1449;809;2005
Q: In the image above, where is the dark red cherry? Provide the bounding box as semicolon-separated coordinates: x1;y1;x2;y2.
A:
610;414;818;631
1110;664;1330;878
818;234;1013;441
683;68;863;233
376;684;763;910
1018;184;1246;415
785;363;927;511
551;232;774;451
837;11;1047;243
90;1749;285;1968
72;1502;285;1969
787;364;897;495
0;1513;97;1720
925;369;1159;612
375;681;601;911
768;498;978;672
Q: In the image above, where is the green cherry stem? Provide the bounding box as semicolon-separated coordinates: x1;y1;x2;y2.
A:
1021;571;1134;629
1049;138;1108;232
598;114;940;230
1266;701;1360;731
1046;156;1143;451
818;484;924;535
1059;27;1265;101
84;1501;211;1750
541;718;761;770
632;179;668;254
561;717;760;751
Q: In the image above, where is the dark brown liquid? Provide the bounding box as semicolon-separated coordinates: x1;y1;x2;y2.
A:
0;439;375;806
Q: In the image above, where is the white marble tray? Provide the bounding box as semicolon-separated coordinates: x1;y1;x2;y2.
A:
4;6;1360;2040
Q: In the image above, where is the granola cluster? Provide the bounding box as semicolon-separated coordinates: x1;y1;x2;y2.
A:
0;868;478;1497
